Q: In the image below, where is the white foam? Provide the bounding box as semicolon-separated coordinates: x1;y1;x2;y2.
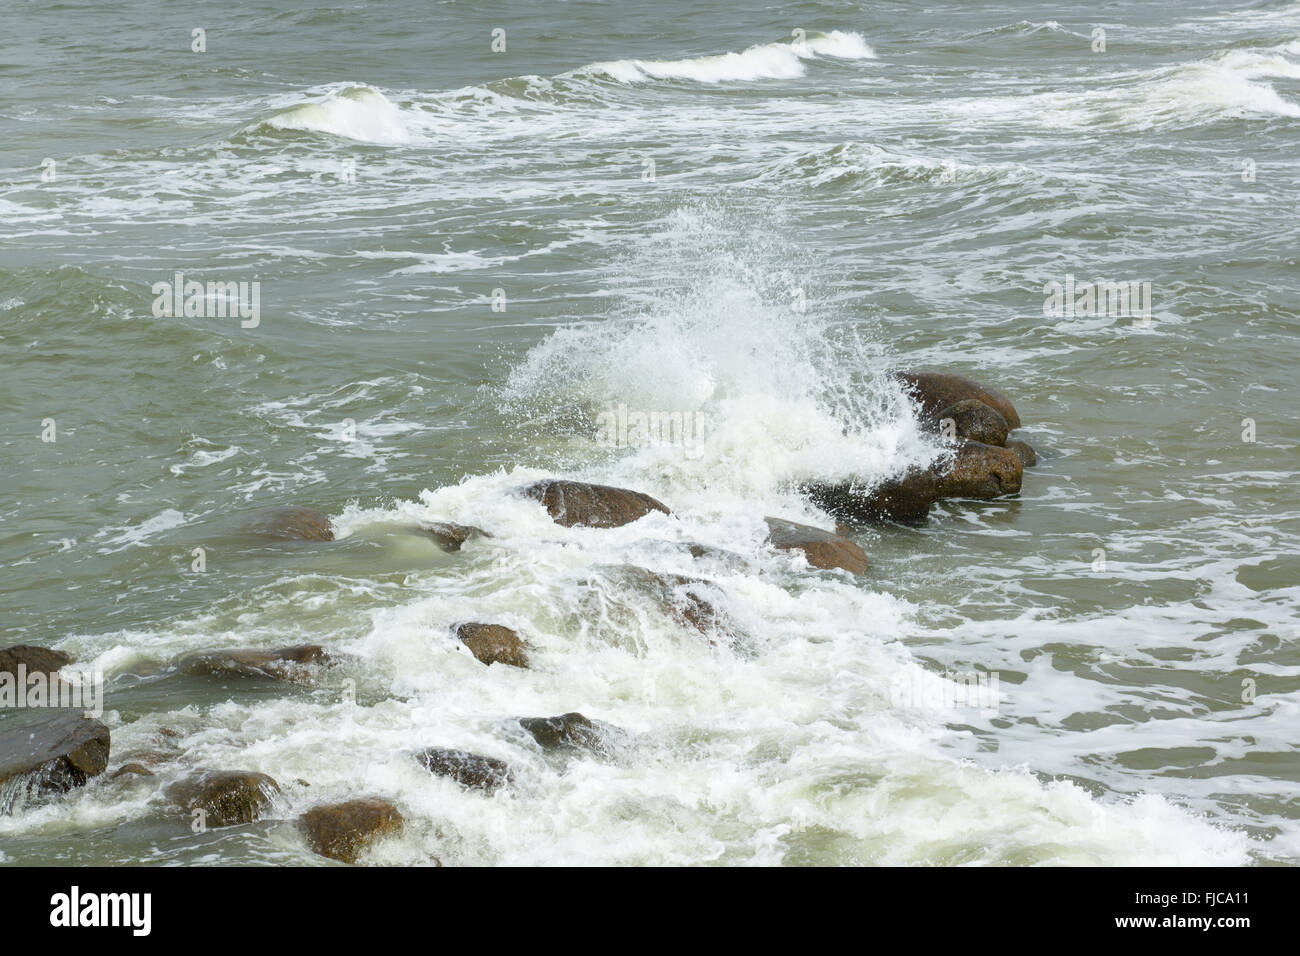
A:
258;85;411;143
586;31;875;84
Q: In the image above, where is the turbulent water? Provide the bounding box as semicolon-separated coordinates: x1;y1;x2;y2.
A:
2;0;1298;865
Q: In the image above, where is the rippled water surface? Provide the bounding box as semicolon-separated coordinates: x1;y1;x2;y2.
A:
2;0;1298;865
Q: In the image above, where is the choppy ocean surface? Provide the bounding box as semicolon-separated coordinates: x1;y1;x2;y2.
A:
1;0;1298;865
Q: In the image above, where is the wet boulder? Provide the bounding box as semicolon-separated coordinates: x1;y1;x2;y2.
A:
520;480;670;528
516;713;611;754
413;747;514;792
0;645;72;678
802;467;939;526
176;644;332;682
1006;439;1038;467
932;440;1023;499
422;522;490;552
763;517;868;573
110;762;155;781
299;797;404;864
0;713;111;806
246;506;335;542
895;370;1022;429
165;770;280;827
454;623;529;668
929;399;1010;448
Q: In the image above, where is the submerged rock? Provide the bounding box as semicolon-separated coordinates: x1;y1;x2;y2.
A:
520;479;670;529
422;521;490;552
246;506;335;541
110;762;155;781
0;645;72;678
763;517;868;573
0;713;111;806
516;713;610;754
615;565;726;635
802;467;939;526
454;623;529;668
929;399;1010;448
413;747;514;792
166;770;280;827
299;797;404;864
932;440;1023;499
1006;439;1038;467
177;644;332;682
684;542;753;573
895;370;1022;429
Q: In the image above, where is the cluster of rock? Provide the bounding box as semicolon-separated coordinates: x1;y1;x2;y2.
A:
1;368;1034;861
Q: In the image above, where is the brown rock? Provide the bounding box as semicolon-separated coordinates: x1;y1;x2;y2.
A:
763;517;868;574
247;506;334;541
413;747;514;792
0;645;72;678
299;797;403;864
0;713;111;806
177;644;332;682
802;467;938;526
455;623;529;668
520;480;670;529
110;762;154;781
166;770;280;827
895;370;1022;429
609;566;726;634
930;399;1010;447
684;543;753;572
932;440;1023;499
517;713;608;753
422;521;490;552
1006;439;1038;467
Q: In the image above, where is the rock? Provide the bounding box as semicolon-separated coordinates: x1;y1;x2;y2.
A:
802;467;939;526
177;644;332;682
422;522;489;552
895;370;1022;430
612;566;726;634
0;713;111;805
299;797;404;864
520;480;670;529
110;763;154;781
763;517;868;574
165;770;280;827
684;543;753;573
517;713;609;754
932;440;1023;499
247;506;334;542
1006;439;1038;467
0;645;72;678
454;623;529;668
929;399;1010;447
413;747;514;792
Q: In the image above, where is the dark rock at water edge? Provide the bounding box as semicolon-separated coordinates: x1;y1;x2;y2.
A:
1006;439;1038;467
802;468;938;526
414;747;514;792
246;506;335;541
0;712;111;808
0;645;72;678
520;480;670;528
176;644;333;682
455;623;530;668
165;769;279;827
517;713;610;754
299;797;404;864
763;517;869;573
894;370;1022;430
423;521;490;552
929;399;1010;448
932;440;1023;499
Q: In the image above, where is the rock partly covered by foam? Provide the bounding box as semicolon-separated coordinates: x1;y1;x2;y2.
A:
246;506;335;541
895;370;1022;430
455;623;529;668
932;440;1023;499
165;770;280;827
299;797;404;864
930;399;1011;448
520;480;670;529
517;713;612;754
423;522;490;552
763;517;868;573
413;747;514;792
177;644;332;682
803;468;939;526
0;645;72;678
0;713;111;805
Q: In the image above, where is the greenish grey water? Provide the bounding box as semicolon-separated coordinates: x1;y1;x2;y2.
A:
1;0;1298;865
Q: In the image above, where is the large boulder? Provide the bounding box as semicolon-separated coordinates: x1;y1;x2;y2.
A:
895;371;1021;429
0;713;111;806
802;467;938;526
246;506;334;541
932;440;1023;499
165;770;280;827
299;797;404;864
422;522;490;552
929;399;1010;448
0;645;72;678
520;480;670;528
454;623;529;668
176;644;332;682
763;517;868;574
413;747;514;792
